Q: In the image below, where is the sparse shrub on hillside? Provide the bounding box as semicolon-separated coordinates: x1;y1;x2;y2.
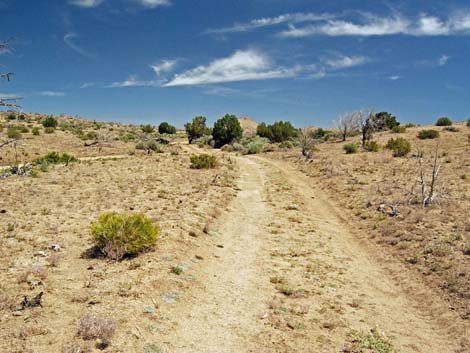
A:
135;142;146;150
386;137;411;157
232;143;244;152
34;152;76;166
17;125;29;133
136;141;161;152
81;131;98;140
158;122;176;134
404;123;417;128
343;143;358;154
32;127;40;135
436;117;452;126
41;116;58;128
257;121;298;143
311;128;333;141
212;114;243;148
0;124;3;132
193;135;214;147
466;119;470;127
246;137;267;154
279;141;293;149
120;132;136;142
6;113;16;121
78;312;116;346
90;212;159;260
141;124;155;133
444;126;459;132
7;126;21;139
418;129;439;139
391;125;406;133
185;116;210;144
190;153;217;169
364;140;379;152
374;111;400;130
44;127;55;134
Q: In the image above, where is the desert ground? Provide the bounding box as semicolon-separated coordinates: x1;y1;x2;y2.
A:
0;113;469;353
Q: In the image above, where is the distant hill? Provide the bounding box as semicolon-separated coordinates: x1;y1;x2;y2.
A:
237;117;258;137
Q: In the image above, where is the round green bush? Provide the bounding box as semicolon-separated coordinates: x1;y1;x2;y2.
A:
158;122;176;134
44;127;55;134
385;137;411;157
343;143;358;154
32;127;40;135
190;153;217;169
364;140;379;152
90;212;159;260
7;127;21;139
417;129;439;139
435;117;452;126
41;116;58;128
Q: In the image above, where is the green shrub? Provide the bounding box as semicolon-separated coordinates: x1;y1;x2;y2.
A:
32;127;40;135
141;124;155;133
7;127;21;139
364;141;379;152
120;132;136;142
391;125;406;133
147;141;160;152
466;119;470;128
417;129;439;139
212;114;243;148
41;116;58;128
232;143;244;152
90;212;159;260
44;127;55;134
135;142;146;150
81;131;98;140
246;140;264;154
257;121;298;143
436;117;452;126
373;112;400;131
6;113;16;121
385;137;411;157
190;154;217;169
17;125;29;133
158;122;176;134
34;152;76;166
404;123;416;128
444;126;459;132
185;116;210;144
343;143;358;154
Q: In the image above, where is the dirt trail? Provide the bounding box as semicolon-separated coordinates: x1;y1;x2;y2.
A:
162;154;467;352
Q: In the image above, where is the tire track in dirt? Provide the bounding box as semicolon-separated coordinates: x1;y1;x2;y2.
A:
162;153;467;352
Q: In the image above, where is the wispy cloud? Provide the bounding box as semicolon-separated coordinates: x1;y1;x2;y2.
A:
206;12;333;34
38;91;66;97
163;50;300;87
69;0;104;8
108;75;160;88
388;75;401;80
438;54;450;66
64;33;95;59
325;55;369;69
279;12;470;37
80;82;96;88
150;59;177;76
137;0;171;8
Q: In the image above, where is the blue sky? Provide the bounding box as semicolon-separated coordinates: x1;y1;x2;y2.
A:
1;0;469;127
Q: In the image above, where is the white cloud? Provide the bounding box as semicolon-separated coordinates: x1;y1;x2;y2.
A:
279;12;470;37
150;59;177;76
388;76;401;80
137;0;171;8
80;82;96;88
163;50;300;87
64;33;94;59
69;0;104;8
206;13;333;34
0;92;21;99
108;75;160;88
325;55;369;69
438;54;450;66
38;91;65;97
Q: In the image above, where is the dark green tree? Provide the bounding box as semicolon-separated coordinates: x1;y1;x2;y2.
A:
256;120;298;143
41;116;58;128
374;112;399;131
158;122;176;134
185;116;209;144
212;114;243;148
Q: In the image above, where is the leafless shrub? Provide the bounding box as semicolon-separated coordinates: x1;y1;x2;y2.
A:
47;253;61;267
77;312;116;345
335;112;360;141
298;129;318;159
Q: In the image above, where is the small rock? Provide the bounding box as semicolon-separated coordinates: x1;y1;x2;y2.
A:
195;255;204;260
216;244;224;248
50;244;61;252
12;311;23;317
35;251;48;257
286;204;299;210
143;306;156;314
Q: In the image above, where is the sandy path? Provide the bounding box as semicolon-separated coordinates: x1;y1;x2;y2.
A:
162;153;467;352
164;158;272;352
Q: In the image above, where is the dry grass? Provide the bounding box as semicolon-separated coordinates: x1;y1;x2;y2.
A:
0;114;239;352
270;122;470;319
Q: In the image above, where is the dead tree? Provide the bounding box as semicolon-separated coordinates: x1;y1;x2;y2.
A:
356;109;377;147
1;40;20;109
418;142;441;207
335;112;359;141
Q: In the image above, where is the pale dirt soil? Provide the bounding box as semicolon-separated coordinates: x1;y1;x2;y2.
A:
1;118;469;352
265;123;470;322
